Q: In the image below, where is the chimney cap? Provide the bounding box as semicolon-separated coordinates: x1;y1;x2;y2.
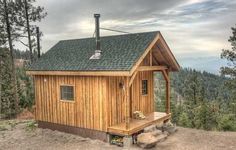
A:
94;14;100;17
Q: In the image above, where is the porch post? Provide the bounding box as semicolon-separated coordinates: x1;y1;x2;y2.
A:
125;77;130;129
166;70;170;114
161;69;170;114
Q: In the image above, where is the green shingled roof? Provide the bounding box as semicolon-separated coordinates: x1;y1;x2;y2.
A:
29;31;159;71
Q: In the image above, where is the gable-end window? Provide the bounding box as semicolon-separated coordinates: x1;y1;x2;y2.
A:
142;80;148;95
60;85;74;101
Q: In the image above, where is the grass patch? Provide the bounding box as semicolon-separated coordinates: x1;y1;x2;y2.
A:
25;120;37;131
8;120;17;129
0;125;8;131
0;120;18;131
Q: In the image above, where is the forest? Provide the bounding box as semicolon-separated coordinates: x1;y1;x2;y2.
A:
0;0;236;132
155;68;236;131
156;25;236;131
0;0;46;118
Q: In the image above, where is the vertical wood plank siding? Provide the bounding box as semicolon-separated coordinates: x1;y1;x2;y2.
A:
130;53;154;116
34;53;154;132
130;71;154;115
35;75;127;132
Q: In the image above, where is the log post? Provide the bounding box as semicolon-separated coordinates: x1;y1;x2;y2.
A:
150;50;152;66
125;77;130;129
165;70;170;114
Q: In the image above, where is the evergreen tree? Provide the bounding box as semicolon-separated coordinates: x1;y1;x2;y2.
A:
221;25;236;121
17;67;34;108
13;0;47;62
0;0;46;116
157;68;235;131
0;48;16;117
1;0;19;114
0;0;47;62
178;112;191;127
221;25;236;94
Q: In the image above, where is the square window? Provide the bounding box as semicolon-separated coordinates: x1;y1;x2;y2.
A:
60;85;74;101
142;80;148;95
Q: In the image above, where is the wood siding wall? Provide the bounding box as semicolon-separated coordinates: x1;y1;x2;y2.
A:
34;75;127;132
130;51;154;115
130;71;154;115
34;52;155;132
107;77;126;127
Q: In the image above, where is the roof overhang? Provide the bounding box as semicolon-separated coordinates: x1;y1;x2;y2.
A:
26;70;130;76
129;32;180;75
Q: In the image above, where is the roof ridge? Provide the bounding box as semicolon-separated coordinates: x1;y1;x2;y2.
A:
59;30;159;42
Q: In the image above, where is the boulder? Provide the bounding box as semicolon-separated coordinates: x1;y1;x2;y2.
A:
137;132;158;149
144;125;157;133
155;134;168;143
163;121;177;134
150;129;162;136
156;123;164;131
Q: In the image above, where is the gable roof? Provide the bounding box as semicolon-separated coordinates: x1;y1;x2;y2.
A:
28;31;180;74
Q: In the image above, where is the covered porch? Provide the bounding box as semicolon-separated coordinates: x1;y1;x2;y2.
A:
107;34;179;136
108;65;171;136
108;112;171;135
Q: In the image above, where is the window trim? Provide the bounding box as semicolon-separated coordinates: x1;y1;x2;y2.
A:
59;84;75;102
141;79;148;96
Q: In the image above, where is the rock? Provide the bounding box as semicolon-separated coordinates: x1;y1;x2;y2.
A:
163;131;169;136
144;125;157;133
137;132;158;148
123;136;132;148
150;130;162;136
156;134;168;143
163;121;177;134
166;126;177;134
156;123;164;131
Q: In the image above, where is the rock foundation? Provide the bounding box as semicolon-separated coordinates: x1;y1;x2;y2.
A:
136;121;177;149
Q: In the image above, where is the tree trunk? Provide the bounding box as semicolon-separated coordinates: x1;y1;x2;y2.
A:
36;26;40;58
3;0;19;115
0;55;2;115
24;0;33;62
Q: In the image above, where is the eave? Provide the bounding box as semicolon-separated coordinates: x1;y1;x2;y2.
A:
26;70;130;76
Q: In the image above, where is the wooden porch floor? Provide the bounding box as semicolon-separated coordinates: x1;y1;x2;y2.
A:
108;112;171;135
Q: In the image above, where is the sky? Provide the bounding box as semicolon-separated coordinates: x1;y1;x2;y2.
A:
29;0;236;59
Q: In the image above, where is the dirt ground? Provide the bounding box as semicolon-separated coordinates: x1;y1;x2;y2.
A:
0;120;236;150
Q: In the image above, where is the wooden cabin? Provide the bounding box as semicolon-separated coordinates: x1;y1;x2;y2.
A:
27;30;180;142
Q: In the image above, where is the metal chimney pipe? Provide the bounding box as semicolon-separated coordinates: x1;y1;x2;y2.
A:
94;14;100;51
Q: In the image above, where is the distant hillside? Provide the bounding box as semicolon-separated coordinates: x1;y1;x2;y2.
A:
155;68;229;104
176;56;227;74
170;68;230;102
155;68;235;131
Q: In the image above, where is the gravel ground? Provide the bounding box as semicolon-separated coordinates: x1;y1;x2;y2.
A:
0;120;236;150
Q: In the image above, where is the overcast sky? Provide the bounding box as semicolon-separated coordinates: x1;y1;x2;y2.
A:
30;0;236;58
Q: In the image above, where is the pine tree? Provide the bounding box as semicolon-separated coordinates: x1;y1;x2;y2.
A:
178;112;191;127
13;0;47;62
163;68;235;131
0;49;2;115
0;48;16;117
221;25;236;121
221;25;236;95
0;0;46;116
2;0;19;114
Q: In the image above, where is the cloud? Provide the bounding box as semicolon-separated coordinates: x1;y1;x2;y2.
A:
25;0;236;58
